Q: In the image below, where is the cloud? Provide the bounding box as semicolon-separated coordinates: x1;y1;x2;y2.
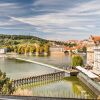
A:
0;0;100;40
0;2;16;7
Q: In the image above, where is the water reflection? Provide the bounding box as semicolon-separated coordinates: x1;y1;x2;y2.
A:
30;77;97;99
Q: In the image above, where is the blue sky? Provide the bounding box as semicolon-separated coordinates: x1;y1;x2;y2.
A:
0;0;100;40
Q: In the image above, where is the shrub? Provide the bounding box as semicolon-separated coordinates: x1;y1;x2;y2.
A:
72;55;84;67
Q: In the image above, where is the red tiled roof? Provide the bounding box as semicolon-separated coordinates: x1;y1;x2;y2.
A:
91;36;100;42
64;45;83;51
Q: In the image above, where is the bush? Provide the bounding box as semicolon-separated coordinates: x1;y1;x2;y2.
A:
71;55;84;67
0;70;15;95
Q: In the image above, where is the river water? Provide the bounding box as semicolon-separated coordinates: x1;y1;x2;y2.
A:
0;54;97;99
0;57;55;79
17;54;71;68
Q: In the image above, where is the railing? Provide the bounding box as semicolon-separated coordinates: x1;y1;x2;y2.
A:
12;71;65;87
0;95;92;100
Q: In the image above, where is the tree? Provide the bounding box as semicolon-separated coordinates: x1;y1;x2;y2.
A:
17;46;22;54
13;45;18;53
29;45;36;55
0;70;14;95
34;43;40;56
82;46;87;53
39;46;44;54
44;44;50;56
25;46;30;55
72;55;84;67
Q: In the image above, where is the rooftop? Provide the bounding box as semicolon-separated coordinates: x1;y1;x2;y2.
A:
91;35;100;43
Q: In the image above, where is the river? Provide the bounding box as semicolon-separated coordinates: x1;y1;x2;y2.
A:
0;53;97;99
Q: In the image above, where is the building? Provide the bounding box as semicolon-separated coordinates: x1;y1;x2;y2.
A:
87;36;100;66
64;46;78;53
0;48;7;54
65;40;80;44
87;36;94;66
80;39;88;46
50;45;64;52
94;45;100;71
93;40;100;72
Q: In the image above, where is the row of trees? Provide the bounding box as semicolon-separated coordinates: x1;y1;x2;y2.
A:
0;34;51;56
6;43;50;56
0;70;14;95
0;34;49;47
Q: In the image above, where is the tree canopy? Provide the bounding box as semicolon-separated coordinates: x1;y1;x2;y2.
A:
0;70;14;95
71;55;84;67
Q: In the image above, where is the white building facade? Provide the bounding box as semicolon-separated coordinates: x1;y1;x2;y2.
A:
50;46;64;52
0;48;7;54
94;45;100;71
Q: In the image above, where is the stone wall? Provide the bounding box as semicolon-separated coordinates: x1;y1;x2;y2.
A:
77;73;100;96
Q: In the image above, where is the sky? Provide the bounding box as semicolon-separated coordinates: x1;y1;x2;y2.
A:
0;0;100;40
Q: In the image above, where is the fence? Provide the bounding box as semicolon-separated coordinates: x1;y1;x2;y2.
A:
12;71;65;87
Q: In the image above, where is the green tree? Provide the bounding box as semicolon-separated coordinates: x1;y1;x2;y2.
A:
13;46;18;53
72;55;84;67
82;46;87;53
17;46;22;54
0;70;14;95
